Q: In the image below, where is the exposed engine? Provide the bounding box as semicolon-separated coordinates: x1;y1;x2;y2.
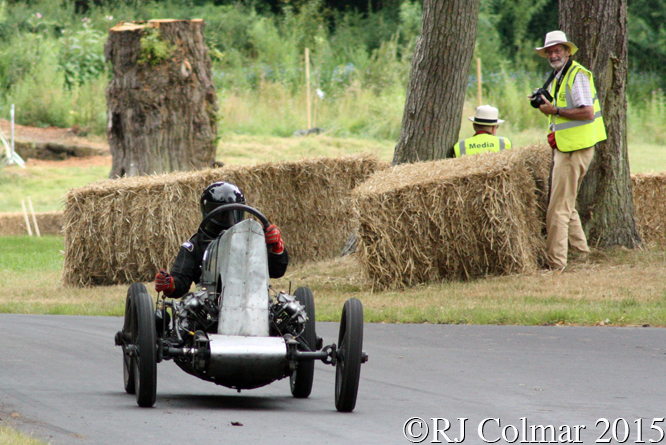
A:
160;290;307;381
164;290;307;345
174;290;220;335
269;292;307;338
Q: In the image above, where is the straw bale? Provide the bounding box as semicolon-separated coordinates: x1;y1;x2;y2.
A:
62;154;387;287
0;211;63;236
632;172;666;247
353;145;551;289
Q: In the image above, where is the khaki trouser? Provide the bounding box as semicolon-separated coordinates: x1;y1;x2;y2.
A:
545;146;595;269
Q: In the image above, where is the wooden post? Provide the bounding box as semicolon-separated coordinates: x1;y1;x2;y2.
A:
21;200;32;236
305;47;311;130
477;57;482;106
313;91;317;128
10;104;15;161
27;196;41;237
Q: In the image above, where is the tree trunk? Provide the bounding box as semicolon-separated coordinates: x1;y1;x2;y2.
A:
105;20;218;178
560;0;641;248
392;0;480;165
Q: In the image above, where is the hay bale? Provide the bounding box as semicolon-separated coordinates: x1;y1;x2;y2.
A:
63;154;386;287
632;172;666;247
0;211;63;236
353;145;551;289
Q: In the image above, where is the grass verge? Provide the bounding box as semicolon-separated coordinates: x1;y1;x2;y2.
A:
0;426;47;445
2;236;665;327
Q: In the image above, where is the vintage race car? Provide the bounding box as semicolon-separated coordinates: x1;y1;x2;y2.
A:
115;203;368;412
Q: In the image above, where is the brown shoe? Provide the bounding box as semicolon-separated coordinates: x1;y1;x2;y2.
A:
569;249;590;263
543;264;566;274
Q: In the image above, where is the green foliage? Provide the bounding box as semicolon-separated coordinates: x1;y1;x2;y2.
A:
59;20;107;87
480;0;551;71
5;49;74;128
0;33;51;96
138;27;176;66
0;0;664;139
628;0;666;76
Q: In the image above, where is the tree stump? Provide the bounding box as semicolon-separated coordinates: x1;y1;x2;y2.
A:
105;20;218;177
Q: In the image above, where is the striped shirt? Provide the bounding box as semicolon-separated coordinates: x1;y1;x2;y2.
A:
554;66;593;108
551;64;593;131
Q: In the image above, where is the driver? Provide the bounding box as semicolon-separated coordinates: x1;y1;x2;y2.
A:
154;181;289;298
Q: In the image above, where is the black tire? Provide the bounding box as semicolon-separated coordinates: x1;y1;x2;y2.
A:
290;287;316;398
121;291;135;394
335;298;364;412
127;283;157;407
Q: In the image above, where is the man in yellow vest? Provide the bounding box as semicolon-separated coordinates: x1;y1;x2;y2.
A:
532;30;607;271
449;105;512;158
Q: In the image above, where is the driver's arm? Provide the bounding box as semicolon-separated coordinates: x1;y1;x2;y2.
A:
168;240;199;299
268;248;289;278
265;223;289;278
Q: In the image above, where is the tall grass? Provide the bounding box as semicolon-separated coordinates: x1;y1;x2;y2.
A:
6;49;74;129
628;87;666;146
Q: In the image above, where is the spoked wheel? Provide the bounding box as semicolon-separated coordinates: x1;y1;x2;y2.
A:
290;287;316;398
334;298;364;412
123;283;157;407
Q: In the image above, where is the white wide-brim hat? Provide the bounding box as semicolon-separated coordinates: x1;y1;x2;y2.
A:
536;30;578;58
468;105;504;126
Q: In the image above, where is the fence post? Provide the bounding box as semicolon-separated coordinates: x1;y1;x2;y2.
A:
305;47;311;130
21;200;33;236
28;196;41;237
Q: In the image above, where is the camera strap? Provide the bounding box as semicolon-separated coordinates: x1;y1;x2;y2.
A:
541;70;556;92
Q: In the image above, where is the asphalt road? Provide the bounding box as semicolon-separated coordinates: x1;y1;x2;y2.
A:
1;314;665;445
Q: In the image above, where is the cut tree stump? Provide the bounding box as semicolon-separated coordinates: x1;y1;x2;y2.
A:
105;19;218;177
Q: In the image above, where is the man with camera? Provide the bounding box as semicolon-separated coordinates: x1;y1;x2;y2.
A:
447;105;512;158
530;30;607;271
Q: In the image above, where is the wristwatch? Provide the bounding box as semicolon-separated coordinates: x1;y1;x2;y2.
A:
555;107;560;116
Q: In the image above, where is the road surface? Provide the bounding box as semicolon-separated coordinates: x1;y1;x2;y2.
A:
1;314;664;444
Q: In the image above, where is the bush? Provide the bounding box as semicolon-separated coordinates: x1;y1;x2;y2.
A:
59;19;107;87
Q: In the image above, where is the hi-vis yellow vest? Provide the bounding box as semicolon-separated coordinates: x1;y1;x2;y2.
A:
455;133;512;157
550;61;607;152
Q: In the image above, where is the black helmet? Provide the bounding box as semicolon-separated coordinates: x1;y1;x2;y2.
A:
200;181;245;238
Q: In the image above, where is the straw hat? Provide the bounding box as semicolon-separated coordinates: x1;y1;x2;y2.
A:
468;105;504;126
536;30;578;58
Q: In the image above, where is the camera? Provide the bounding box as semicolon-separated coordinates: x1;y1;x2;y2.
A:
530;88;553;108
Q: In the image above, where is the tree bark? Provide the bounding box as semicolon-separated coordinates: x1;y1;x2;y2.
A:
559;0;641;248
105;20;218;178
392;0;480;165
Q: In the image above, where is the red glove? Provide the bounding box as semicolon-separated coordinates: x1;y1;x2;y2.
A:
155;269;175;295
264;224;284;254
